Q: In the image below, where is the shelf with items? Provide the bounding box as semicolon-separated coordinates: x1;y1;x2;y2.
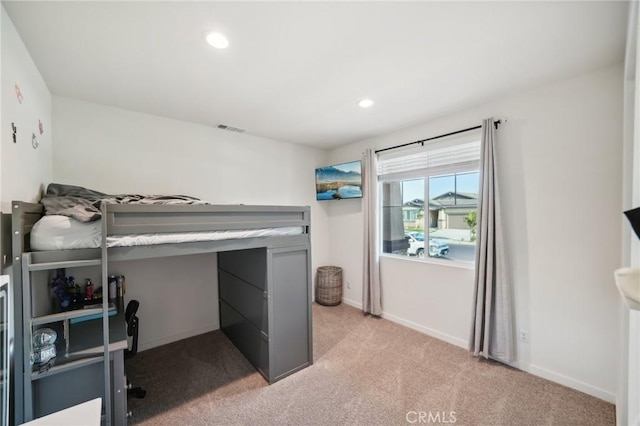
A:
29;310;126;381
30;301;119;371
21;252;126;424
25;268;125;367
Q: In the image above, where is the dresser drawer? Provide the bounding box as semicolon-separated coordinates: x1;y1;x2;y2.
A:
218;249;266;290
220;300;269;379
218;269;268;333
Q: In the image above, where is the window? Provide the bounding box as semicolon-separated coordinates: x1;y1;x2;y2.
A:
378;136;480;264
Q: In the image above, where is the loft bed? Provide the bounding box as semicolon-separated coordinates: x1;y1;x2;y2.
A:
11;199;313;425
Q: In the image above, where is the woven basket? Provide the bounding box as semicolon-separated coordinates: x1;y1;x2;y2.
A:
316;266;343;306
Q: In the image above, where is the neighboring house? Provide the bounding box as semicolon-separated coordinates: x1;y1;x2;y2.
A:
432;191;478;230
402;198;424;229
403;192;478;230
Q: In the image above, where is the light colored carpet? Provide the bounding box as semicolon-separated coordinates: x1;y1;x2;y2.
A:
127;303;615;425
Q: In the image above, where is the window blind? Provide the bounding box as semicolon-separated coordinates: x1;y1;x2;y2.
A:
377;140;480;180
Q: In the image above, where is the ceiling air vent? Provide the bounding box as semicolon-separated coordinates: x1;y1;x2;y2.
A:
216;124;246;134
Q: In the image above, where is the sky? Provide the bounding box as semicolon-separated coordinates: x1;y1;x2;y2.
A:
402;172;479;202
331;160;361;174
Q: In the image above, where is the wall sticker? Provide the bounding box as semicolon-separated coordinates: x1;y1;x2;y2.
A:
32;132;39;149
12;123;17;143
15;84;24;104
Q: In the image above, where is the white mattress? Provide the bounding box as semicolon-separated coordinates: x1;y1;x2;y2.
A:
30;215;303;251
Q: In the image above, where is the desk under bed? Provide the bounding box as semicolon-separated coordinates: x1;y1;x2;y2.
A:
12;201;313;425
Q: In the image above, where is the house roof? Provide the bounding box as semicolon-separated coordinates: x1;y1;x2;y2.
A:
433;192;478;200
404;198;424;208
404;192;478;209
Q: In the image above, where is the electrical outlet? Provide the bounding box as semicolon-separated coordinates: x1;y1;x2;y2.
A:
346;281;351;289
519;329;529;343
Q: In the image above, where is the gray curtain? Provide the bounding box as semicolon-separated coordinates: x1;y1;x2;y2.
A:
469;118;514;363
362;149;382;316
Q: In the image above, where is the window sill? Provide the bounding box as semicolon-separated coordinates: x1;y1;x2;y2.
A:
379;253;475;270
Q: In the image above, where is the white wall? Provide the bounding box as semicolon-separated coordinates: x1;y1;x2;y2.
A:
1;9;52;424
51;97;330;350
327;64;623;403
1;6;52;209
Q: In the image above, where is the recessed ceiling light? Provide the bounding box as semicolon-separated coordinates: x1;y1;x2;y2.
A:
206;32;229;49
358;99;374;108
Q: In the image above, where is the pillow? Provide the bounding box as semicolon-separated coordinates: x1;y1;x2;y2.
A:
30;215;102;251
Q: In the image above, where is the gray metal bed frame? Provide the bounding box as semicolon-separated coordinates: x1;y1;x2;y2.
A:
11;201;313;425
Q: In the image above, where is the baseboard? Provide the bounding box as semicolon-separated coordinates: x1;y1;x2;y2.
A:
528;364;616;403
375;314;616;404
342;297;362;309
344;297;614;404
380;311;468;349
341;300;467;349
138;324;218;352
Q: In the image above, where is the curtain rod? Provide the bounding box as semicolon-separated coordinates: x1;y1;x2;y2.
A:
375;120;501;154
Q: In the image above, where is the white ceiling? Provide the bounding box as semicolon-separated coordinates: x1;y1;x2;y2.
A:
2;1;629;150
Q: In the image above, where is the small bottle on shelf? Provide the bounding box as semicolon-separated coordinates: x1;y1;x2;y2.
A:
85;278;93;301
67;276;81;309
117;275;125;298
108;275;117;300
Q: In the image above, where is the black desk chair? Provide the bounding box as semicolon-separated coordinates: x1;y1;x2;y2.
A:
125;300;146;399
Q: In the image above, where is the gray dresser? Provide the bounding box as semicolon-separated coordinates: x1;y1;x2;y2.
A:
218;246;312;383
